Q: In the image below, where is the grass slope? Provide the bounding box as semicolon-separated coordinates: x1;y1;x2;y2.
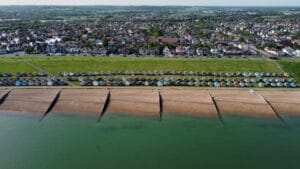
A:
278;59;300;82
0;56;282;74
0;59;36;73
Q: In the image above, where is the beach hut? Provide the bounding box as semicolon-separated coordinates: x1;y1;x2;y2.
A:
15;80;21;86
290;82;297;88
47;80;54;86
258;82;264;88
157;81;163;87
93;81;99;86
277;82;283;87
283;82;290;88
98;81;105;86
270;82;277;87
214;81;220;88
207;81;213;87
239;81;245;88
188;81;194;86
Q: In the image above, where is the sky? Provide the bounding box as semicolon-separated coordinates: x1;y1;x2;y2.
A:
0;0;299;6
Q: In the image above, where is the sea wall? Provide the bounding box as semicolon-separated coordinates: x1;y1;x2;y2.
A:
0;88;299;120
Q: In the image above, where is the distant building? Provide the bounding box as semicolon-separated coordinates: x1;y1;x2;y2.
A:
163;46;172;57
282;47;294;56
237;43;250;50
223;46;242;55
139;47;149;56
196;48;208;56
175;46;186;55
0;48;7;55
294;50;300;57
264;47;279;56
210;48;219;56
6;44;22;53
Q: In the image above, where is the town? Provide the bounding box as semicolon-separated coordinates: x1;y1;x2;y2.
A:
0;6;300;58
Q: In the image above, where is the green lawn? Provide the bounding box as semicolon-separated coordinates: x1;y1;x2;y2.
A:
2;56;300;82
0;56;282;74
0;59;36;73
278;59;300;82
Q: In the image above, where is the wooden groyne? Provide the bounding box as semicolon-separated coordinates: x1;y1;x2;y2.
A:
210;90;278;118
0;89;60;116
106;89;160;117
51;89;110;116
0;88;300;120
160;90;218;117
259;91;300;116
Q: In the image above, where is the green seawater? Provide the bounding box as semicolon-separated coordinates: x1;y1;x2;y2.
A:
0;112;300;169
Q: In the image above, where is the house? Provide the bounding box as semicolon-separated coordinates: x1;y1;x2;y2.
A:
159;37;177;44
210;48;219;56
264;47;279;56
45;37;61;44
65;45;80;54
34;42;47;54
293;50;300;57
80;48;91;54
186;47;195;56
92;48;107;55
150;36;178;44
149;48;160;56
223;46;243;55
237;43;250;50
139;47;149;56
163;46;173;57
107;46;117;54
282;47;294;56
175;46;186;55
0;48;7;55
118;47;130;55
196;48;208;56
46;44;59;54
6;44;22;53
95;39;103;46
244;49;259;56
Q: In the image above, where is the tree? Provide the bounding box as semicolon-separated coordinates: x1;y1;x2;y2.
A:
149;26;164;37
102;37;108;47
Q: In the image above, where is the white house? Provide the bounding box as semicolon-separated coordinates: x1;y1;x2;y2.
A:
264;47;279;56
282;47;294;56
237;43;250;50
163;46;173;57
196;48;208;56
175;46;186;55
210;48;219;56
294;50;300;57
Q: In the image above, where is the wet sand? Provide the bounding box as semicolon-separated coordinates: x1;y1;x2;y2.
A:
0;88;299;118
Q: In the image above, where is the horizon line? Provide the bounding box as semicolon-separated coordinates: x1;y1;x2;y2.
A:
0;5;300;7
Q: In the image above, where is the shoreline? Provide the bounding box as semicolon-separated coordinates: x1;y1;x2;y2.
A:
0;88;299;119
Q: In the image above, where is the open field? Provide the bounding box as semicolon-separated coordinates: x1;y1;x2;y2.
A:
1;56;300;82
0;56;283;73
0;59;36;73
278;59;300;82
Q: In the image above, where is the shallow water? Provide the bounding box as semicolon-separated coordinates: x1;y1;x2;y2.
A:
0;112;300;169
